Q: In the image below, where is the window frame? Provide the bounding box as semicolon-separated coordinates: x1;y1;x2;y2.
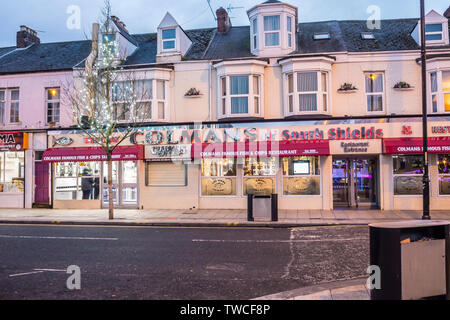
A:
429;69;450;113
0;89;5;125
282;156;322;197
284;71;330;116
200;158;238;197
263;15;281;48
252;18;258;50
218;74;263;119
392;155;424;196
161;28;177;52
46;87;61;124
287;16;293;48
425;23;444;43
9;88;20;124
365;72;385;114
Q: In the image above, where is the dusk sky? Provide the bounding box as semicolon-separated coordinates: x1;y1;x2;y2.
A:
0;0;448;47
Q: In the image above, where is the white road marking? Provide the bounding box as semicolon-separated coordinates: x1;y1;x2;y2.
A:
33;269;66;272
282;229;296;280
9;271;44;278
0;234;118;241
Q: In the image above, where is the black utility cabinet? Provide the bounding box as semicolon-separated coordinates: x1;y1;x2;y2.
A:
370;221;450;300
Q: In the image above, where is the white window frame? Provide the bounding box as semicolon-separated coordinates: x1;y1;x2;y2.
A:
46;87;61;124
365;72;385;114
425;23;444;43
219;74;263;119
429;69;450;113
112;79;168;122
284;71;330;116
287;16;293;48
9;88;20;124
263;15;281;48
0;89;5;125
161;28;177;52
252;18;258;50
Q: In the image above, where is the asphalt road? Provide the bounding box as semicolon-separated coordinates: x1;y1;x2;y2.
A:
0;224;370;300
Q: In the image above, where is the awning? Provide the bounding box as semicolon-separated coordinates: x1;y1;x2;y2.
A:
192;140;330;158
42;145;144;162
383;137;450;154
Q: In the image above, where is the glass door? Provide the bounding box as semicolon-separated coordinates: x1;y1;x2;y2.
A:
102;161;138;208
333;157;378;209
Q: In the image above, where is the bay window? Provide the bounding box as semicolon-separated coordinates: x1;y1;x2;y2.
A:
430;70;450;113
252;18;258;50
219;74;262;118
264;16;280;47
287;16;293;48
365;73;384;113
112;79;167;122
285;71;329;115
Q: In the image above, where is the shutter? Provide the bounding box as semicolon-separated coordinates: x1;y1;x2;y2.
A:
147;162;186;186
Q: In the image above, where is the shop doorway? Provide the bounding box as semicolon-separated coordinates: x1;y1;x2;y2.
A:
102;161;139;209
34;162;50;207
333;156;379;209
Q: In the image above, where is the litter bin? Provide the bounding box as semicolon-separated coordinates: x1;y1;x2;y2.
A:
248;194;278;222
369;220;450;300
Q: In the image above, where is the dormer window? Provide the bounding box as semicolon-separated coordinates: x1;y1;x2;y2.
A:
162;28;176;50
425;23;444;41
252;18;258;50
287;16;293;48
264;15;281;47
101;33;117;57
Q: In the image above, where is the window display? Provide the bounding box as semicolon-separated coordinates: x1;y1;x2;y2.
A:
282;156;320;196
393;155;423;195
0;152;25;193
201;158;237;196
243;157;277;196
55;162;101;200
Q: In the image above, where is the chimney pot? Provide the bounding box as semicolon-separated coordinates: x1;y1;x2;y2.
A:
216;7;232;33
17;25;40;48
444;6;450;18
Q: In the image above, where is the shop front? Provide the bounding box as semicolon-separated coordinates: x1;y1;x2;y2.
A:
42;141;144;209
0;132;28;208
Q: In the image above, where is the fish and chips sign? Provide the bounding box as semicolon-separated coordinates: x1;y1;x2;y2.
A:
0;132;27;151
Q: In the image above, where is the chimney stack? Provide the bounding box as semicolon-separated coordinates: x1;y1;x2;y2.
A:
444;6;450;18
216;7;232;33
111;16;129;33
17;26;40;48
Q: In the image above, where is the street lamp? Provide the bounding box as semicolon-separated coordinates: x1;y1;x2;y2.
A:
420;0;431;220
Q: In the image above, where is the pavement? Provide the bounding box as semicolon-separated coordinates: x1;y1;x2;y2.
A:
254;277;370;300
0;208;448;228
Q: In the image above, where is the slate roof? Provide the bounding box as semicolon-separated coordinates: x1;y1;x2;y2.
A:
0;40;92;75
0;17;448;74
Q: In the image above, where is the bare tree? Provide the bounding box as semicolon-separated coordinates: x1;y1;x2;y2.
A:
67;0;150;219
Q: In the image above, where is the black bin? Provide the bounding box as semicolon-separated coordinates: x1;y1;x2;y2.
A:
369;220;450;300
247;194;278;222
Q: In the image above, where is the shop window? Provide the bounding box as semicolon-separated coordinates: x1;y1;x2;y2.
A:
46;88;60;124
201;158;237;196
0;90;5;124
55;162;101;200
243;157;277;196
147;162;187;186
438;155;450;195
0;152;24;193
393;155;424;195
365;73;384;113
285;71;329;115
282;156;321;196
219;75;262;118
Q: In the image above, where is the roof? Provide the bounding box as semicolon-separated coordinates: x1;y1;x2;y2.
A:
0;40;92;75
0;46;15;58
203;26;253;60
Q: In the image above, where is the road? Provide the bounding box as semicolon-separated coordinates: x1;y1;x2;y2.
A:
0;224;369;300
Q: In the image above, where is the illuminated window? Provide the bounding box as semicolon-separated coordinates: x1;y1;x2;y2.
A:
365;73;384;113
46;88;60;124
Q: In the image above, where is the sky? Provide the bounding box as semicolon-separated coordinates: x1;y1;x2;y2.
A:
0;0;448;47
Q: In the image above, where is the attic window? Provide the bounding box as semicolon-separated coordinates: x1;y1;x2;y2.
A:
313;33;330;40
425;23;443;41
162;28;176;50
361;32;375;40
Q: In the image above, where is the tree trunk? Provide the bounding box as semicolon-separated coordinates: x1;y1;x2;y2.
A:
107;153;114;220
